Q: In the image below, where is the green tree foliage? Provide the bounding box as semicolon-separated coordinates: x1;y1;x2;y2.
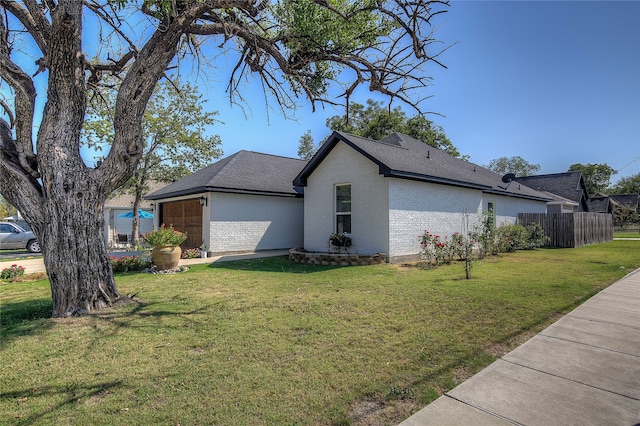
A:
610;173;640;195
0;195;17;219
568;163;616;195
486;156;541;177
0;0;450;316
297;130;317;160
325;100;462;158
84;78;223;245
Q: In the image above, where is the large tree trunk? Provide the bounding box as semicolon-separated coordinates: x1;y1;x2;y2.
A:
34;0;121;317
41;187;119;317
0;1;199;317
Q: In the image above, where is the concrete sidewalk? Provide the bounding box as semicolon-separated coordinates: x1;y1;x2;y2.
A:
400;268;640;425
0;249;290;275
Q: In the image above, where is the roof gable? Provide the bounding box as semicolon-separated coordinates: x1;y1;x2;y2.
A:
105;180;167;208
294;132;550;202
147;151;308;200
514;172;589;210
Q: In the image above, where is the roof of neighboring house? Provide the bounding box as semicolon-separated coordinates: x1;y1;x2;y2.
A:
514;171;589;211
609;193;639;208
294;132;551;202
587;196;614;213
105;181;167;209
146;150;308;200
539;191;579;206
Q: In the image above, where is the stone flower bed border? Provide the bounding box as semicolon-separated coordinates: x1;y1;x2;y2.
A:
289;248;386;266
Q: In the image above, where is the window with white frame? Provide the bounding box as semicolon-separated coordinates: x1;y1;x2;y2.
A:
335;184;351;234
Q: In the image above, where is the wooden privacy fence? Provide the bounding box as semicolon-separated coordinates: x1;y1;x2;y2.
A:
518;213;613;248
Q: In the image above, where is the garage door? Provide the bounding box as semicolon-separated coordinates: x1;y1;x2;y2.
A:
160;199;202;249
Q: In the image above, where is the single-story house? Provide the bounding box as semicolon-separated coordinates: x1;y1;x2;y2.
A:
589;193;639;226
609;193;639;214
104;180;167;247
146;150;307;254
515;171;589;212
293;132;551;263
587;194;616;214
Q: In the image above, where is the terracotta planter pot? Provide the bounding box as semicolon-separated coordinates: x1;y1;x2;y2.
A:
151;245;182;270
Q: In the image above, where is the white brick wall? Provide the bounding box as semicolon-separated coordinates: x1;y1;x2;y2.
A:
388;179;483;259
209;192;303;253
302;142;548;262
483;195;547;227
304;142;389;255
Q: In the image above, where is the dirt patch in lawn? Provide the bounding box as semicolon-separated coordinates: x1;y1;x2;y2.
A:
349;399;418;426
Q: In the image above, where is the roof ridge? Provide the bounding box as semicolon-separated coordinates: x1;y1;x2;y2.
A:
235;149;308;162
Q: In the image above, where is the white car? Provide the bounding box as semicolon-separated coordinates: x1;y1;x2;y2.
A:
0;221;41;253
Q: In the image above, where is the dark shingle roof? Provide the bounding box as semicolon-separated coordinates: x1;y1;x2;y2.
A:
514;172;589;210
294;132;551;202
609;193;639;208
146;151;307;200
587;196;613;213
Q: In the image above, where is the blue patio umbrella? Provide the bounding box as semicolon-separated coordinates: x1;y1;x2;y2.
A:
118;210;154;219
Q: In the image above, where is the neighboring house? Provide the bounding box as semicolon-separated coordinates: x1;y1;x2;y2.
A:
590;193;639;227
104;180;167;246
609;193;639;214
293;132;551;263
514;171;589;212
146;151;307;254
587;193;616;214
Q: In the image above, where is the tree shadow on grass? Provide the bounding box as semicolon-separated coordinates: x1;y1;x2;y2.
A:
0;298;54;348
207;255;344;274
2;380;125;426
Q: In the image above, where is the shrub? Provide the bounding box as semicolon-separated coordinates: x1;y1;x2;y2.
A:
329;233;352;253
110;256;152;273
144;224;187;247
496;224;529;252
419;231;454;266
182;248;201;259
469;211;497;258
526;222;549;249
1;264;25;280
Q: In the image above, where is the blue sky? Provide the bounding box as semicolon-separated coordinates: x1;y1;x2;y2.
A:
205;0;640;183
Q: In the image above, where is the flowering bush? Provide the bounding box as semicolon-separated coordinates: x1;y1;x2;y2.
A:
182;248;201;259
451;232;475;258
144;224;187;247
110;256;152;273
496;224;529;252
526;223;548;249
1;264;25;280
419;231;454;266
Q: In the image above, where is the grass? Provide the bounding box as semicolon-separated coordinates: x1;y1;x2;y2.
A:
614;230;640;239
1;240;639;425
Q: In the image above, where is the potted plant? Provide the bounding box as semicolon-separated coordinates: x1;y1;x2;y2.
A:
199;242;210;258
329;232;352;253
144;224;187;270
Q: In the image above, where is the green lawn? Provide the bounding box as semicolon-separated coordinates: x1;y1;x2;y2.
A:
614;230;640;239
1;241;639;425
